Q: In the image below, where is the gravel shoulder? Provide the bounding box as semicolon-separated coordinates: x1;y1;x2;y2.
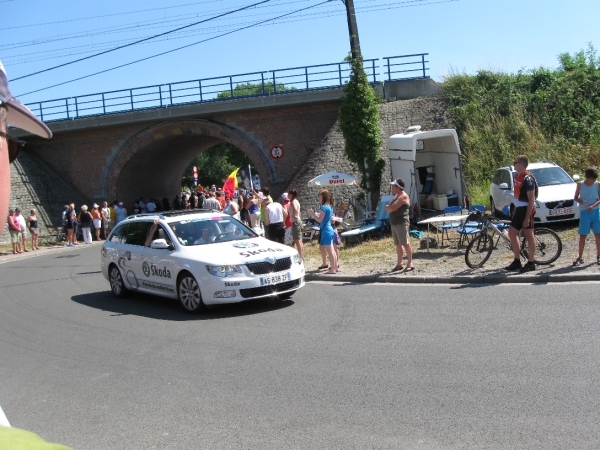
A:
303;223;600;279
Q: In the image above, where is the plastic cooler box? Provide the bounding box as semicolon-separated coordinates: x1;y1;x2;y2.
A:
433;195;448;210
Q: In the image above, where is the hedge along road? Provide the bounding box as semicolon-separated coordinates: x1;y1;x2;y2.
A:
1;244;600;449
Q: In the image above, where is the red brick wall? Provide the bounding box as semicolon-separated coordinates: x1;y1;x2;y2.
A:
27;101;341;207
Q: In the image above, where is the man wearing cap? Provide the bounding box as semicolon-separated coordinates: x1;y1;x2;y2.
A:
114;201;127;225
91;203;102;241
385;178;414;272
0;60;52;226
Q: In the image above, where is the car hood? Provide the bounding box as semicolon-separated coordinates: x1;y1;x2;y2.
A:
538;184;576;201
179;237;295;265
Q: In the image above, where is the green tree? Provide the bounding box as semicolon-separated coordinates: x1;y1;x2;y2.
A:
217;81;295;99
182;142;253;189
338;56;385;208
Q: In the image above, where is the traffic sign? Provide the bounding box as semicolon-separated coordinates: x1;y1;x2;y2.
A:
270;145;284;160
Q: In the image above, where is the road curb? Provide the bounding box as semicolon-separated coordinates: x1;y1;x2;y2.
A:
306;271;600;284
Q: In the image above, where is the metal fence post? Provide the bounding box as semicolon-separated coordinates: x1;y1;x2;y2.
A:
230;76;234;98
371;59;377;83
74;97;79;118
65;99;70;120
130;89;134;110
338;63;342;86
386;57;391;81
169;84;173;106
305;67;309;90
102;93;106;114
261;73;265;95
422;54;426;78
199;80;203;102
159;85;163;107
38;103;43;121
272;71;276;93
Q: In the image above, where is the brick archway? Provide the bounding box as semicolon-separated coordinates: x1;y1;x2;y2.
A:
101;120;275;204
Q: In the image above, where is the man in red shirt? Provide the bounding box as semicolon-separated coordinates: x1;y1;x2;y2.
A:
505;155;537;273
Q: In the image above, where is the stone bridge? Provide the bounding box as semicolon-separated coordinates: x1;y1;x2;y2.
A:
15;78;442;208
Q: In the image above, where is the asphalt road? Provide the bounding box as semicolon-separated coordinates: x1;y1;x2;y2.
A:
1;245;600;449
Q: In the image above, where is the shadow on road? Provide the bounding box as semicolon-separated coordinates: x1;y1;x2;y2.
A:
71;291;293;321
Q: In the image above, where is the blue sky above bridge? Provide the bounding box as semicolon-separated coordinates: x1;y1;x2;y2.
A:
1;0;599;104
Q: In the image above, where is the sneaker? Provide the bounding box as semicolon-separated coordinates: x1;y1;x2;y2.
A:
519;261;536;274
504;259;522;271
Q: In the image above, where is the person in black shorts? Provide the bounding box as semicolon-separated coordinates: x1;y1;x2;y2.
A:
505;155;537;273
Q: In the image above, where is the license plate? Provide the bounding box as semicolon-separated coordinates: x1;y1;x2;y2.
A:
260;272;290;286
549;207;573;216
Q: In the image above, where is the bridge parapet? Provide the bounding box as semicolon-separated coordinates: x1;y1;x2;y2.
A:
25;53;429;124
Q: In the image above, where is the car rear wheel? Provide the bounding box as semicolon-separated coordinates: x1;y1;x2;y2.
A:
109;264;130;298
177;272;207;313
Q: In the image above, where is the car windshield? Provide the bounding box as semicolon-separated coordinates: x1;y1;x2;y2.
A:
528;167;574;186
167;215;257;246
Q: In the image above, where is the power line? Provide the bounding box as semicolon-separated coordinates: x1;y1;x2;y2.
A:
1;1;338;62
17;0;332;97
9;0;272;82
0;0;226;31
0;0;308;51
2;0;435;60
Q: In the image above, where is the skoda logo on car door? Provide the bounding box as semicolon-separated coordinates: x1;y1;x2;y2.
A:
142;261;150;277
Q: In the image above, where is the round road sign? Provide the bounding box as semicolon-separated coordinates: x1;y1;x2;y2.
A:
270;145;284;160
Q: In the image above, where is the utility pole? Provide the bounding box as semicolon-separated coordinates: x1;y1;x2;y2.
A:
343;0;362;61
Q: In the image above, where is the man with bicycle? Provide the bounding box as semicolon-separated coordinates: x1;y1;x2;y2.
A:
505;155;537;273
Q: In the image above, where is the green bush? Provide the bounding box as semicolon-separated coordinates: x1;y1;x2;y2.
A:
443;44;600;205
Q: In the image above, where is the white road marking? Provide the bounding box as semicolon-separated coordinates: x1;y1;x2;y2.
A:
0;405;11;427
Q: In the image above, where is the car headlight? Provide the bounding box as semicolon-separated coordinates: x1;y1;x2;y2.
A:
206;265;242;277
292;252;302;265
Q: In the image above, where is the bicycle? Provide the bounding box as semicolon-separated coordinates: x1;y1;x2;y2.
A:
464;211;562;269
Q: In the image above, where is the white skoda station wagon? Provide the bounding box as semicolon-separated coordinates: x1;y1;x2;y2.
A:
101;210;305;313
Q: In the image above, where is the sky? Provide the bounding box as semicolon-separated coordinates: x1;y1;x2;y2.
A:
1;0;599;106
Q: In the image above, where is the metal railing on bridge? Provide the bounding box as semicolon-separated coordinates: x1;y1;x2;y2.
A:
26;53;429;123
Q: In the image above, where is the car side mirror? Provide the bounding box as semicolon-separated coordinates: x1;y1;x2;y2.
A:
499;183;510;190
572;174;581;181
151;239;173;250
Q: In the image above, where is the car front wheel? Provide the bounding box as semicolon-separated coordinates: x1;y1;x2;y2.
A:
109;264;130;298
177;272;207;313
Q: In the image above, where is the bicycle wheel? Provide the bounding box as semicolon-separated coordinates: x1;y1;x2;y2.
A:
520;227;562;265
465;233;494;269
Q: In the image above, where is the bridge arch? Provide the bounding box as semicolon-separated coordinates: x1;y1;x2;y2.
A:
101;120;275;205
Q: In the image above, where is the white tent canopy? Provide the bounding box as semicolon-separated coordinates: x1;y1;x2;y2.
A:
307;171;358;187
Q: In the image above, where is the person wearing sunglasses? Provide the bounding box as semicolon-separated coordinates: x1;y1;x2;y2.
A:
506;155;537;273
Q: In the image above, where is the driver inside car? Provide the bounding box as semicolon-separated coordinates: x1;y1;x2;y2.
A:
194;225;216;244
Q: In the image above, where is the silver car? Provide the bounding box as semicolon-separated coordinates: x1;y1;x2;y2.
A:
489;162;581;223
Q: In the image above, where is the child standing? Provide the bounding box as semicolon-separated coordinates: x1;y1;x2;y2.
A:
573;167;600;266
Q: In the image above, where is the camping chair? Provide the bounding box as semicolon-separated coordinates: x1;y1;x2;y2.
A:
340;195;393;244
457;205;485;247
302;217;320;243
439;205;462;246
421;172;435;196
